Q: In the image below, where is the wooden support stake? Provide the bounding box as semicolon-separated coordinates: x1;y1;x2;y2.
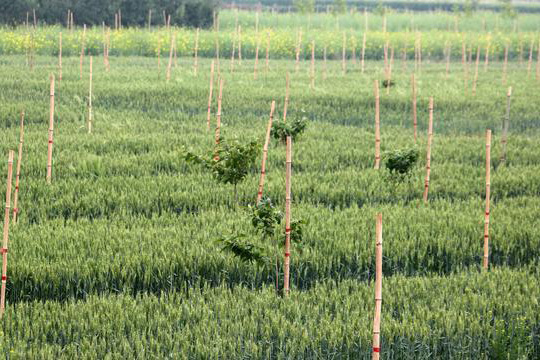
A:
323;46;328;80
257;101;276;203
374;80;380;169
238;25;242;64
166;34;175;82
472;46;480;95
214;78;224;161
412;74;417;142
12;112;24;224
500;87;512;163
536;39;540;81
445;43;451;79
283;136;292;296
386;47;394;95
283;73;290;122
207;60;215;131
157;36;162;76
58;32;62;81
484;42;490;72
47;75;55;184
372;213;383;360
88;56;93;134
0;150;14;319
423;97;434;203
483;129;492;270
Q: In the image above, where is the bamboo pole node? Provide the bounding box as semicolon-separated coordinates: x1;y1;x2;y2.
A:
283;136;292;296
0;150;14;319
483;129;492;270
372;213;383;360
257;101;276;203
423;97;434;203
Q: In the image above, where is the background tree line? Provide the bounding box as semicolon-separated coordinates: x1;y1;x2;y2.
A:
0;0;218;27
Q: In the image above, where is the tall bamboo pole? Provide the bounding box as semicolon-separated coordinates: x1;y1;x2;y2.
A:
230;29;237;73
0;150;14;319
215;35;220;74
323;46;328;79
483;129;492;270
283;136;292;296
47;75;55;184
423;97;434;203
283;73;290;122
58;32;62;81
157;36;162;76
500;87;512;163
295;30;302;73
484;41;490;72
166;34;175;82
472;46;480;95
257;101;276;203
536;39;540;81
386;46;394;95
238;25;242;64
374;80;380;169
214;78;224;161
361;32;367;74
207;60;215;131
194;28;199;76
445;43;450;79
12;112;24;224
88;56;93;134
372;213;383;360
105;28;110;72
412;74;417;142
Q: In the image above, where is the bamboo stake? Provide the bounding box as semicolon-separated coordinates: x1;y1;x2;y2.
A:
70;11;73;32
412;74;417;143
207;60;215;131
386;47;394;95
361;32;367;74
372;213;383;360
283;136;292;296
215;35;220;74
58;32;62;81
33;8;36;28
115;13;118;31
374;80;380;169
283;73;290;122
423;97;434;203
166;34;175;82
503;44;509;84
0;150;14;319
310;40;315;89
257;101;276;203
12;112;24;224
105;28;110;72
500;87;512;163
254;37;260;80
214;78;224;161
483;129;492;270
148;9;152;29
194;28;199;76
80;24;86;79
230;30;237;73
265;31;270;73
342;32;346;75
527;39;533;75
383;42;389;84
47;75;55;184
174;40;178;68
88;56;93;134
472;46;480;95
295;30;302;73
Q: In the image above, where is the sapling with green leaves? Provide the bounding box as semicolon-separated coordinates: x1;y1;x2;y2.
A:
184;138;260;203
383;148;420;199
271;114;308;143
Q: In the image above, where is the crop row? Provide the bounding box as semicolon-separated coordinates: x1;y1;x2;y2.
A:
1;268;539;358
